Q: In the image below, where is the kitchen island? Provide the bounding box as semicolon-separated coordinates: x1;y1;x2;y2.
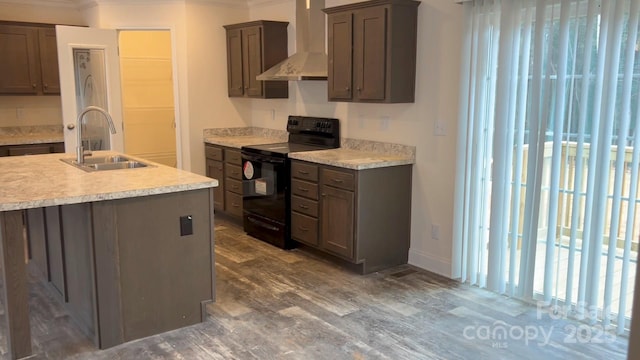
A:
0;151;218;360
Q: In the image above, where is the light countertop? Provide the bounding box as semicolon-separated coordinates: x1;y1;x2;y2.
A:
204;135;283;149
0;151;218;212
289;148;414;170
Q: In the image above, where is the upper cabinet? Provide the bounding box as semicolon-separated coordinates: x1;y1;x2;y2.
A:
0;22;60;95
323;0;420;103
223;20;289;99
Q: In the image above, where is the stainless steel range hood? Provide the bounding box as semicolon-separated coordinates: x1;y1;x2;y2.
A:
256;0;327;81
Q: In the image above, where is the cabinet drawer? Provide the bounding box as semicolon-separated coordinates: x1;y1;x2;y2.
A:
9;144;51;156
291;195;318;217
291;212;318;246
225;163;243;180
225;191;243;217
291;179;318;200
321;168;355;191
226;178;243;195
204;145;223;161
291;161;318;181
225;148;242;164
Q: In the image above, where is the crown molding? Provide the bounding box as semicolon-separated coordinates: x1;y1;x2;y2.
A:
0;0;291;10
247;0;290;6
0;0;78;8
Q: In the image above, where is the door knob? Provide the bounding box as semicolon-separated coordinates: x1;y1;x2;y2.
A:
66;123;75;130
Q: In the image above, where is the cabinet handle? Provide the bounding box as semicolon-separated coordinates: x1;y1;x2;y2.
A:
298;226;309;232
32;83;37;88
298;204;309;209
298;170;309;175
298;187;309;192
345;86;350;91
322;193;327;197
232;203;240;207
331;178;344;183
43;83;48;89
357;87;361;92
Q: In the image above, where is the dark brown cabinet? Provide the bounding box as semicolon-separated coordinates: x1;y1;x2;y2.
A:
291;159;413;274
323;0;420;103
0;22;60;95
205;143;243;221
0;142;64;157
223;20;289;99
25;189;215;349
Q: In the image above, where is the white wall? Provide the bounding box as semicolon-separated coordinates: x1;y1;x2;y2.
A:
185;1;251;175
247;0;464;277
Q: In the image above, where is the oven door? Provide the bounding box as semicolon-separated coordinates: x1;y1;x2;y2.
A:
241;151;287;224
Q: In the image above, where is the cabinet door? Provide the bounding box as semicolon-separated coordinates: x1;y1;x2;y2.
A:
327;12;353;100
38;28;60;94
226;28;244;97
206;159;225;211
242;26;263;97
353;6;387;101
45;206;66;299
0;25;39;94
320;185;354;259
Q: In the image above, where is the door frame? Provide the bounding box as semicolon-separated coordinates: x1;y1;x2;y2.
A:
117;26;183;170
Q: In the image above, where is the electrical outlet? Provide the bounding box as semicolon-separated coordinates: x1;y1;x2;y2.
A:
270;109;276;121
380;116;390;131
434;119;446;136
16;107;24;120
431;224;440;240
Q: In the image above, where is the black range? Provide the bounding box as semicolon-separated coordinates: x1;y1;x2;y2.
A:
241;115;340;249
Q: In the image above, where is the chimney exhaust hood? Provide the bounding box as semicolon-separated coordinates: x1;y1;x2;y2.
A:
256;0;327;81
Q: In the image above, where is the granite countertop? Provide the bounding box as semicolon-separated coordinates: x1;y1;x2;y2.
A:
204;135;284;149
0;125;64;146
202;126;415;170
0;151;218;212
289;148;414;170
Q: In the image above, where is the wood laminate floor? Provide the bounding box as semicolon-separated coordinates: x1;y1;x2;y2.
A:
0;218;630;359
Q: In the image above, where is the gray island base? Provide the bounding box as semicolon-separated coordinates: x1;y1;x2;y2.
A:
0;151;218;359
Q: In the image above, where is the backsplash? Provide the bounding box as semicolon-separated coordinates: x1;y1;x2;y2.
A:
0;125;63;136
340;138;415;159
203;127;288;141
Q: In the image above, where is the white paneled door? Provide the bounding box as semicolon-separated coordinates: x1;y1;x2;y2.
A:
56;25;124;153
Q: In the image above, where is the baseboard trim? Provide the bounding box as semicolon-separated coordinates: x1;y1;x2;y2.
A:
408;249;452;278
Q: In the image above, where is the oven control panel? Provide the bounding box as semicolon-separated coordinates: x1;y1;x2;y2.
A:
287;116;339;135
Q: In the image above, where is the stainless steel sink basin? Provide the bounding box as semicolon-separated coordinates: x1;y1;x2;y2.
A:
81;155;132;164
87;161;148;170
61;156;151;171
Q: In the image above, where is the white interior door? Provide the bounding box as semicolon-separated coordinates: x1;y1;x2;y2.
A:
56;25;124;153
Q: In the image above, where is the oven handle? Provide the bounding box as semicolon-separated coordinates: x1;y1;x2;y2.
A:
241;152;286;165
246;216;280;231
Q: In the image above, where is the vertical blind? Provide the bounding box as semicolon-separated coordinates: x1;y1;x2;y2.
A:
453;0;640;333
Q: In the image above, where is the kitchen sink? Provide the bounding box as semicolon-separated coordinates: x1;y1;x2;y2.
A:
61;155;151;172
87;161;148;170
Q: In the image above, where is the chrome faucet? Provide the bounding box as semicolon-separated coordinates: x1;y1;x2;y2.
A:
75;105;117;164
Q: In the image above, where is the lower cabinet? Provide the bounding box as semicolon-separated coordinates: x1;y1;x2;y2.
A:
0;142;64;157
25;189;215;349
205;143;243;221
290;160;412;274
